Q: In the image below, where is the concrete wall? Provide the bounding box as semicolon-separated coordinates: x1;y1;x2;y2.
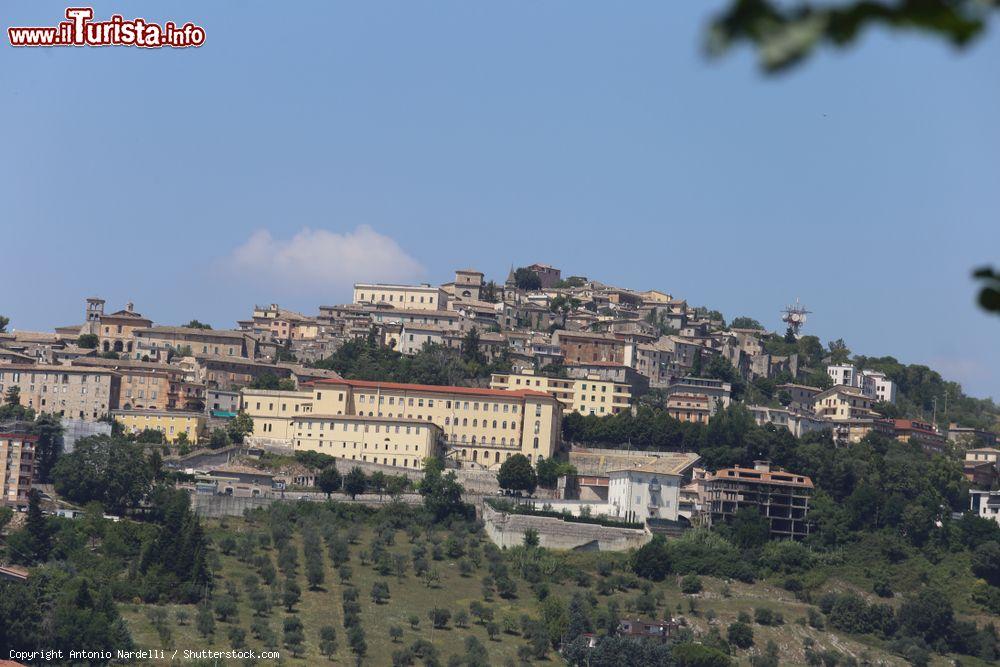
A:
482;505;649;552
190;493;275;518
189;490;424;518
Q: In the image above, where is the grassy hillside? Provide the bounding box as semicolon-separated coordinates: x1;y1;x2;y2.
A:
116;502;993;666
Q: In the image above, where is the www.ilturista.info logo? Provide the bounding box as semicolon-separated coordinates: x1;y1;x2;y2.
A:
8;7;205;48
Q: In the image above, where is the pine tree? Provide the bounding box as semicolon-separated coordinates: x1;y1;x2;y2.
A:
25;489;52;563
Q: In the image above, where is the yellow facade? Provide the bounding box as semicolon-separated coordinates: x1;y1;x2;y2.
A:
490;370;631;416
241;389;315;441
242;378;562;469
353;283;448;311
113;410;205;444
291;415;441;469
813;387;875;421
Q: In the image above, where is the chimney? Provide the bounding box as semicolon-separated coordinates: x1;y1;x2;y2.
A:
126;302;134;312
753;460;771;472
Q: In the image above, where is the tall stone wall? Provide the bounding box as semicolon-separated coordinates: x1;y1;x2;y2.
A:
482;505;649;552
190;493;275;518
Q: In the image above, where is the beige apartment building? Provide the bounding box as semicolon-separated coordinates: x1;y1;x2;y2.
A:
290;415;442;470
490;370;631;416
240;389;315;441
0;364;119;420
1;429;37;507
242;378;562;469
813;386;876;420
354;283;449;311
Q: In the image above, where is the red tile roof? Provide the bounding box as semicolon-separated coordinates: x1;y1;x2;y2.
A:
893;419;938;434
309;377;554;399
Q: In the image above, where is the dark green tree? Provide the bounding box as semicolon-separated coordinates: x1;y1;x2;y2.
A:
631;536;672;581
4;386;21;407
52;435;153;512
731;316;763;330
727;620;754;649
209;427;230;449
317;465;343;498
513;267;543;290
728;507;771;550
461;327;483;363
497;454;537;495
226;411;254;443
77;333;99;348
419;458;470;522
971;541;1000;587
17;490;52;564
343;467;367;499
31;413;64;483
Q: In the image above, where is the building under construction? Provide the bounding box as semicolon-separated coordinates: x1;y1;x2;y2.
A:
701;460;813;540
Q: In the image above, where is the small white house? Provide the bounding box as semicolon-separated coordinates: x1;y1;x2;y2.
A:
971;489;1000;525
607;453;700;524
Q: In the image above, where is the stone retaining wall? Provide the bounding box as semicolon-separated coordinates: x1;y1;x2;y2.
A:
482;504;649;552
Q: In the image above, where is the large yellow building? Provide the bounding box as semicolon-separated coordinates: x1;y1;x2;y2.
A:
490;370;631;416
240;389;315;441
112;409;205;444
290;415;442;470
353;283;449;311
242;377;562;469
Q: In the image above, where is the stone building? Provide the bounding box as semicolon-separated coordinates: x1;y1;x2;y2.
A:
0;364;119;420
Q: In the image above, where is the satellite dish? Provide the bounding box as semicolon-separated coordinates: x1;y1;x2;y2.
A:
781;298;811;334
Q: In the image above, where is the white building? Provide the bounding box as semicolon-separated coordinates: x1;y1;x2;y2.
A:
826;364;896;404
353;283;449;311
970;489;1000;525
747;405;829;438
607;453;701;524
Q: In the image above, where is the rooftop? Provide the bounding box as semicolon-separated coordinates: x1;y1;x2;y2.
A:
295;414;442;427
309;376;554;400
706;465;814;489
139;326;249;339
611;452;701;476
113;409;205;419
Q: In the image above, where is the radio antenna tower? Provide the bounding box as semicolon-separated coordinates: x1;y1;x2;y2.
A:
781;298;811;335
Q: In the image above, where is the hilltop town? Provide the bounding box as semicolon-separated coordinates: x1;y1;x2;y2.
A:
3;264;1000;666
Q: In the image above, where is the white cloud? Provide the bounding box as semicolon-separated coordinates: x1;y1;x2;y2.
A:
223;226;424;292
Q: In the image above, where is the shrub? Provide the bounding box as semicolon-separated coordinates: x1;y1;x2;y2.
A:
727;621;754;649
428;607;451;629
680;574;703;594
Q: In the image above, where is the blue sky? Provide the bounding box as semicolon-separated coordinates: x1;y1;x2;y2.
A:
2;2;998;400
